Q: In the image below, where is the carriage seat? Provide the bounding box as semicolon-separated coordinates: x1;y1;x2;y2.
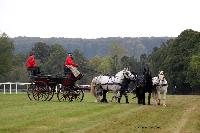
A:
27;66;41;76
64;67;72;75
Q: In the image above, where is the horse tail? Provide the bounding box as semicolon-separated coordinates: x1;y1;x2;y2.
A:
90;80;98;100
90;81;95;96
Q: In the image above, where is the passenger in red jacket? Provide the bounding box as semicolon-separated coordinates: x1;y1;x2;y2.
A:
26;52;36;68
64;53;83;79
26;51;39;76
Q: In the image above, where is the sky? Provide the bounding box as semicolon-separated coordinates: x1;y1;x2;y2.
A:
0;0;200;38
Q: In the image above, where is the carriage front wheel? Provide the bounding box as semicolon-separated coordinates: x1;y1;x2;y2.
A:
57;87;70;102
57;87;84;102
73;88;84;102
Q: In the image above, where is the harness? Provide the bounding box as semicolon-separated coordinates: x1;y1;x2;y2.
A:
96;72;133;90
157;76;168;87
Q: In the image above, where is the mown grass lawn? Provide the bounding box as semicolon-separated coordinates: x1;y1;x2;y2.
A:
0;93;200;133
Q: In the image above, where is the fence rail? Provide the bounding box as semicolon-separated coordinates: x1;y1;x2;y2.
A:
0;82;90;94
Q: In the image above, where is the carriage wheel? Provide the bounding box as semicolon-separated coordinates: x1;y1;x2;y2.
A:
27;83;35;101
32;82;50;101
72;89;84;102
47;86;55;101
57;87;70;102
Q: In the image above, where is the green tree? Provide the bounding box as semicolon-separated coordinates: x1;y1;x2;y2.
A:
120;56;140;73
42;44;65;75
72;49;93;84
148;29;200;93
187;53;200;88
97;56;112;74
106;43;126;73
33;42;50;63
0;33;14;76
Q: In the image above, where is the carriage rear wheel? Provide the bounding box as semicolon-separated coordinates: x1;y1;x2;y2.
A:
27;83;35;101
47;86;55;101
32;82;50;101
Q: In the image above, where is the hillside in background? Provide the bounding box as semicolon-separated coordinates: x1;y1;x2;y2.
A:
12;37;171;59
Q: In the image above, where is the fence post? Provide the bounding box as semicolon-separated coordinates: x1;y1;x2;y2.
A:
10;83;12;94
4;84;5;94
16;83;18;94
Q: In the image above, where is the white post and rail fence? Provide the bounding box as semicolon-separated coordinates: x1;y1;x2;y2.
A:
0;82;90;94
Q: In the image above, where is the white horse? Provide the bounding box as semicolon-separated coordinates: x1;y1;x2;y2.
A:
152;71;168;107
90;68;136;103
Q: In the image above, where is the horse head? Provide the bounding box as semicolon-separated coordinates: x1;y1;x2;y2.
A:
123;68;136;81
156;71;168;87
115;68;136;81
152;77;159;86
158;70;165;81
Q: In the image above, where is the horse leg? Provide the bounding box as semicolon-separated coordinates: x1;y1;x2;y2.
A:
137;88;142;104
142;92;145;105
100;90;108;103
163;92;166;107
137;93;141;104
157;91;161;105
124;91;129;104
138;96;141;104
103;90;108;103
152;92;157;106
118;91;122;103
148;92;151;105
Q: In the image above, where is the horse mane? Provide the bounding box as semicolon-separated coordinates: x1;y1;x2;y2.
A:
115;70;124;77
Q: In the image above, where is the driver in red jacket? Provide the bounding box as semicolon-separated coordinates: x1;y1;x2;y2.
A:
64;53;83;79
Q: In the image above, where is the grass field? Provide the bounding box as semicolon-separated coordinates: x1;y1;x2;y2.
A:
0;93;200;133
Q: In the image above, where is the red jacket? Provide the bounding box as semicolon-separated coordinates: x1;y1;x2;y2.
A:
26;55;36;68
65;55;78;67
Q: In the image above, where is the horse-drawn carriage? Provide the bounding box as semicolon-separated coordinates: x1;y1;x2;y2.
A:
27;67;84;102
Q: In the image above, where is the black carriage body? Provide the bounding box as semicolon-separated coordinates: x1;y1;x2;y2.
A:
27;73;84;102
31;75;75;87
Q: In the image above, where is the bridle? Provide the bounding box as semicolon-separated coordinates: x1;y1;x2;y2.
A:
157;74;168;87
123;71;136;81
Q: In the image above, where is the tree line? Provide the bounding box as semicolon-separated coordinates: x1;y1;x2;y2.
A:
12;36;171;59
0;29;199;94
